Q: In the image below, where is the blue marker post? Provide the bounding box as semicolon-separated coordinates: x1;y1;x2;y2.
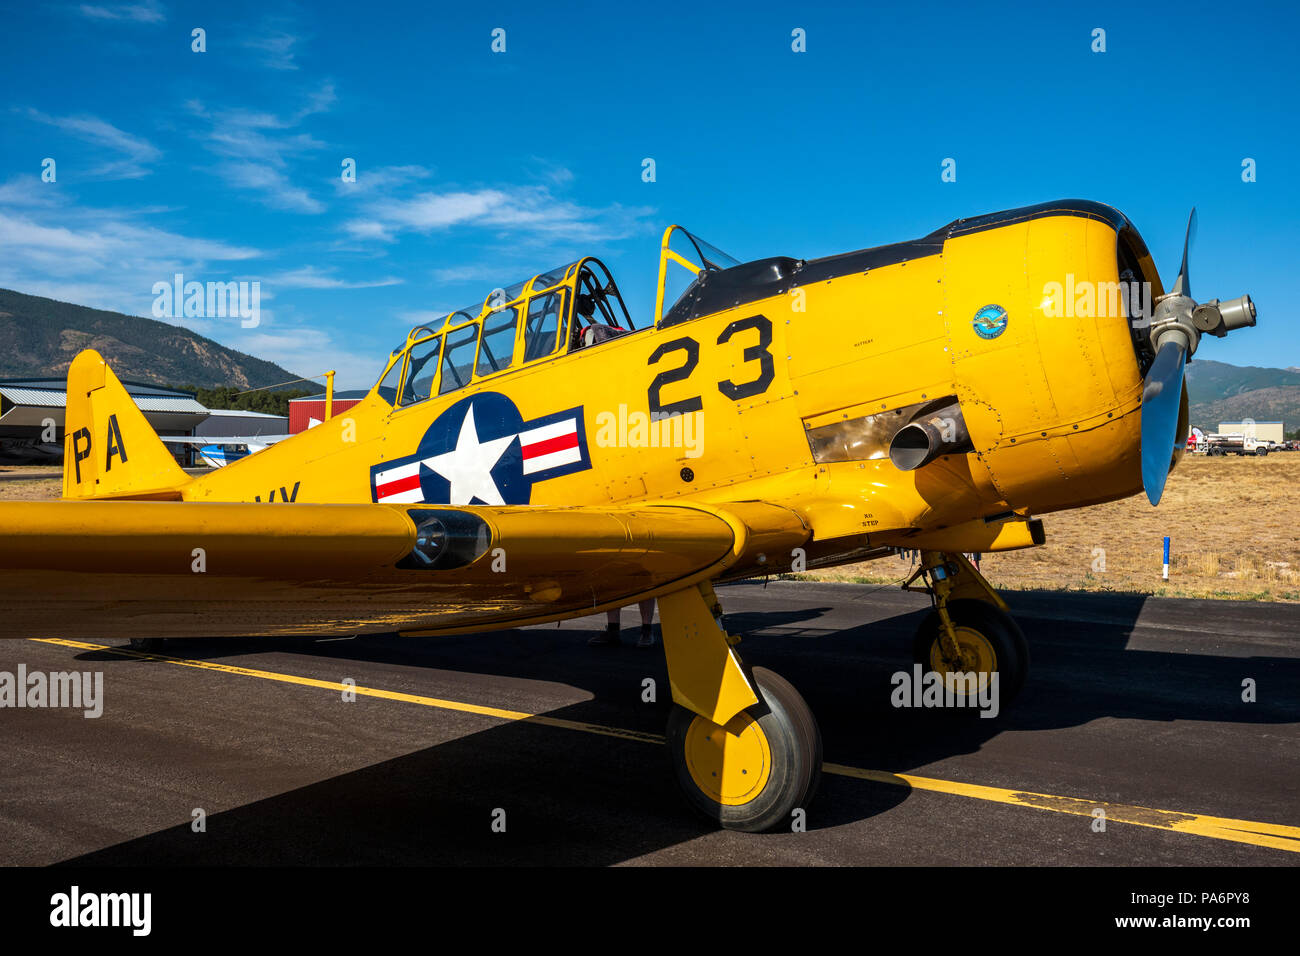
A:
1162;536;1170;581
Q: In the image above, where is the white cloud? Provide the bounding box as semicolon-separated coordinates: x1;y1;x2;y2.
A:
239;17;310;72
530;159;574;186
0;178;58;207
333;163;431;196
228;328;381;389
268;266;402;289
0;210;257;265
345;185;653;244
0;196;261;320
24;110;160;179
242;31;299;71
431;266;498;282
342;219;391;241
205;124;325;163
188;87;334;213
214;162;324;214
78;0;164;23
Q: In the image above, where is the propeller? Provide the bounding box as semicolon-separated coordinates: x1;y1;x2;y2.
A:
1171;209;1196;298
1139;208;1256;505
1139;338;1188;505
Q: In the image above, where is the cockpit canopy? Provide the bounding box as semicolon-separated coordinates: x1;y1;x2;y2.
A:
374;257;635;407
373;226;740;408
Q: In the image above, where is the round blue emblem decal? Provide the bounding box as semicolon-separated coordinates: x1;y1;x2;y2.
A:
972;304;1008;339
369;392;591;506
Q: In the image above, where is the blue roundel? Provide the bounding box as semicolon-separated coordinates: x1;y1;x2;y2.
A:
369;391;591;507
415;393;529;505
972;304;1008;339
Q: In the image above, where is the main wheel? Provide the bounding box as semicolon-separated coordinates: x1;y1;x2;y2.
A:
127;638;166;652
912;599;1028;707
667;667;821;832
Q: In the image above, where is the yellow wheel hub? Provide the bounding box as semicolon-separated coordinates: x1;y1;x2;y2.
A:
928;625;998;697
683;710;772;807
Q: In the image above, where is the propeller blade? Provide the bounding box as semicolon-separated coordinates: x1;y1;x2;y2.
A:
1170;208;1197;298
1140;339;1188;505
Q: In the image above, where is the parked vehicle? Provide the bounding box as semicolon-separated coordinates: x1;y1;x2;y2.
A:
1203;432;1271;456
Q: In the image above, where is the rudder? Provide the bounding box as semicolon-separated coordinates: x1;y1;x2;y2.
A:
62;349;189;500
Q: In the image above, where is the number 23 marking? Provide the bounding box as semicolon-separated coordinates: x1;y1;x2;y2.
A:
647;314;775;415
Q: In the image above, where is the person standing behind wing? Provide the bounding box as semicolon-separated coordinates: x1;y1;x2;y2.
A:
589;599;656;647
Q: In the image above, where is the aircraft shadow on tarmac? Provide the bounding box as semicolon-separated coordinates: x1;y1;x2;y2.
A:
58;584;1298;865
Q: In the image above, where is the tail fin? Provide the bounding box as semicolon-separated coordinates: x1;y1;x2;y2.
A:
62;349;190;500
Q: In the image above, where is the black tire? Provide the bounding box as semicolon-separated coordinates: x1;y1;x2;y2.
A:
667;666;821;832
912;599;1027;707
127;638;166;652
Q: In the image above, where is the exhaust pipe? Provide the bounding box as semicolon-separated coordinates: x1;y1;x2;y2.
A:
888;401;972;471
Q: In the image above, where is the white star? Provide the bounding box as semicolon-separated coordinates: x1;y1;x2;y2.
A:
422;405;517;505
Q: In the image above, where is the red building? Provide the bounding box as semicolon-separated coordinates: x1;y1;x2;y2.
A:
288;390;367;434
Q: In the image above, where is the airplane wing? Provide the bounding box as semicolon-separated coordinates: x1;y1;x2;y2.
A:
0;498;809;642
16;348;815;643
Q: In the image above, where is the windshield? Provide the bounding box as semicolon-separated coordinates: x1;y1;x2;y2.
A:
675;230;739;272
659;227;740;320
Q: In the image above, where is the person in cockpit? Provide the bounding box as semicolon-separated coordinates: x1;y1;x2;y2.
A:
569;293;598;350
571;291;629;350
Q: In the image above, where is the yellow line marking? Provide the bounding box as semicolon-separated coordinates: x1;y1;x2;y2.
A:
32;638;1300;853
822;764;1300;854
32;638;664;745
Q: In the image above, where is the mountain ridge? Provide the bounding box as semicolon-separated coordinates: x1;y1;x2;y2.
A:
1186;359;1300;434
0;287;312;391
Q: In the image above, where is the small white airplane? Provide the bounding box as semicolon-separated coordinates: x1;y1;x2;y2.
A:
159;434;292;469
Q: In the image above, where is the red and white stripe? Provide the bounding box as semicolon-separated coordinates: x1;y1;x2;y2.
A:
520;418;580;475
373;460;426;503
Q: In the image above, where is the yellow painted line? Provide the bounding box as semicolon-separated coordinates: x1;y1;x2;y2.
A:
32;638;664;745
32;638;1300;853
822;764;1300;854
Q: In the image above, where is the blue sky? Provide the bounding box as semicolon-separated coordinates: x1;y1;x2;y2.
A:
1;0;1296;387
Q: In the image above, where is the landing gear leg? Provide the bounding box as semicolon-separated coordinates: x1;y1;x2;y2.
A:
659;581;821;832
905;551;1029;706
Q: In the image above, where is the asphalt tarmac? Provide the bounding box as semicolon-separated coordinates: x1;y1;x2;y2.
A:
1;581;1296;866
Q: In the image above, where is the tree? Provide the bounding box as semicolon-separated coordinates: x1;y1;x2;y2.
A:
177;384;316;417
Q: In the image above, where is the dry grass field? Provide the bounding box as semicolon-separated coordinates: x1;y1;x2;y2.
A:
0;465;61;502
803;454;1300;602
3;456;1297;600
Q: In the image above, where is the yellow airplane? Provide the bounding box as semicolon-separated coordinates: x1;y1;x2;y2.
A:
0;199;1255;832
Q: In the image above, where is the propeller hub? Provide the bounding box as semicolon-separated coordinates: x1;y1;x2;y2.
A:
1192;294;1256;338
1148;295;1200;356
